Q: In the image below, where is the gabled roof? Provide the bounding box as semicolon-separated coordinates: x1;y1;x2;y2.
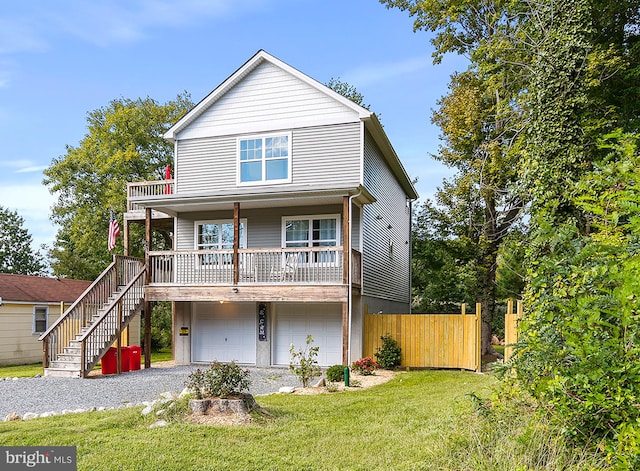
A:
0;274;91;304
164;49;371;141
164;49;418;201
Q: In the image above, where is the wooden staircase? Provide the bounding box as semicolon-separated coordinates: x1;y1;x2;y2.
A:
39;256;146;378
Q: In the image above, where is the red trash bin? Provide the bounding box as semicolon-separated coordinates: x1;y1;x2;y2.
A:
128;346;141;371
101;347;118;375
120;346;131;372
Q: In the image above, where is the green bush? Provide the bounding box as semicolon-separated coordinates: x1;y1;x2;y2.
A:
326;365;346;382
375;334;402;369
185;360;251;398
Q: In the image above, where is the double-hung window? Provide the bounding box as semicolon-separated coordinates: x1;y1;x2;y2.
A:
283;215;339;264
238;133;291;184
33;306;48;334
196;220;246;266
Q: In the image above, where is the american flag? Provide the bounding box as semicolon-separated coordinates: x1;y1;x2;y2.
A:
108;210;120;251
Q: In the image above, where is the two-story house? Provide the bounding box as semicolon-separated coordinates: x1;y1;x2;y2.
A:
40;50;418;377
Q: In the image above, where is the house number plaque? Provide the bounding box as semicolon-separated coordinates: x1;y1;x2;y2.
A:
258;303;267;341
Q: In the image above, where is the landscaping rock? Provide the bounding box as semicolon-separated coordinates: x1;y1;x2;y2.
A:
5;413;21;421
149;420;168;428
279;386;296;394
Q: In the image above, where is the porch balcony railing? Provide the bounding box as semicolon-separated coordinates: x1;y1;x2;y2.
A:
148;247;354;285
127;180;174;212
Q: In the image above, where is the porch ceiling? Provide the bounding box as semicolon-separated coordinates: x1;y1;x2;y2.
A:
129;185;375;216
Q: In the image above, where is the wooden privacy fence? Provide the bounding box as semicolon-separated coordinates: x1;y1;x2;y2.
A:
363;303;482;372
504;299;523;362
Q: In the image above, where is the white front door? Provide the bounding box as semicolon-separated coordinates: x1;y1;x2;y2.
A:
192;302;256;364
273;303;342;367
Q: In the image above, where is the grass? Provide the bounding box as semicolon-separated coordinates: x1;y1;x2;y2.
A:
0;349;173;379
0;370;493;470
0;367;608;470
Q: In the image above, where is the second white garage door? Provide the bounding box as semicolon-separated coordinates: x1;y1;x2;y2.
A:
192;302;256;364
273;303;342;367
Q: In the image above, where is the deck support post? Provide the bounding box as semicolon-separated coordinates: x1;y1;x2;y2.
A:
144;208;152;369
233;202;240;285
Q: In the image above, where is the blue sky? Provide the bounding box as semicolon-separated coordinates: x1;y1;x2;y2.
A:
0;0;466;252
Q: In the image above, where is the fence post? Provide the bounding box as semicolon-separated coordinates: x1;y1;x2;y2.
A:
476;302;482;373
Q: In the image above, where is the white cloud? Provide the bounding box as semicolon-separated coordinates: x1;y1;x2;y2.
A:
343;56;431;88
0;18;48;54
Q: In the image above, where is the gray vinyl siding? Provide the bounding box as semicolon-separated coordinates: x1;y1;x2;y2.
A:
175;205;344;251
175;123;361;195
176;61;357;140
362;131;412;306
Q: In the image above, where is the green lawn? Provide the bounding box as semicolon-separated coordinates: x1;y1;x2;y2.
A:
0;368;608;470
0;370;495;470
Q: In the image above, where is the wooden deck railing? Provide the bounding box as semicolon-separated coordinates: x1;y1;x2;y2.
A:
76;267;146;376
127;180;174;211
148;247;356;285
39;256;145;369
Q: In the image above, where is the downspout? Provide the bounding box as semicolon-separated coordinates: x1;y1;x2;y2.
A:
348;188;363;365
409;198;414;314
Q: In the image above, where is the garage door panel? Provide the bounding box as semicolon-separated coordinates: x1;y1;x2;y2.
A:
274;304;342;367
193;302;256;364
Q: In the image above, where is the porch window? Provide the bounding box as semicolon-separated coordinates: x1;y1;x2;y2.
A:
33;306;48;334
238;133;291;184
283;215;338;263
195;220;246;266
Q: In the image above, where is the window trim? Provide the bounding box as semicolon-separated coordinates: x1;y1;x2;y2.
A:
281;214;340;266
194;219;248;250
236;132;292;186
33;305;49;334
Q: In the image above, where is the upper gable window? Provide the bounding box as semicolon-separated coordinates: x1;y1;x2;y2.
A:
238;133;291;185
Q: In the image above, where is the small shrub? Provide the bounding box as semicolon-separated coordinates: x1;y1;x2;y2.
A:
375;334;402;369
289;334;321;387
351;357;378;375
185;368;206;399
185;361;251;398
326;364;346;382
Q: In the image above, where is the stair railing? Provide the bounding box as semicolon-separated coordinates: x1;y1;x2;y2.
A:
39;255;144;369
77;266;146;377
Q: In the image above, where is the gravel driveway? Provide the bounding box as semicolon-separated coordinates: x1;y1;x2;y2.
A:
0;365;301;419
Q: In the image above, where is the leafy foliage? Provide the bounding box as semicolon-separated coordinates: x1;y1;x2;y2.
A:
374;334;402;369
289;334;321;387
351;357;378;376
325;365;346;383
185;361;251;399
0;206;45;275
43;94;193;280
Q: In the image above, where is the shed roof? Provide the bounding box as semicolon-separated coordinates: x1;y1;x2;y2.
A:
0;274;91;304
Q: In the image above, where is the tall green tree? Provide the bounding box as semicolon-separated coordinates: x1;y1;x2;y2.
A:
513;0;640;462
383;0;527;353
43;94;193;280
0;206;45;275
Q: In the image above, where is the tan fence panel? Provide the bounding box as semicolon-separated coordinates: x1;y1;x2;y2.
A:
504;299;522;362
363;304;481;372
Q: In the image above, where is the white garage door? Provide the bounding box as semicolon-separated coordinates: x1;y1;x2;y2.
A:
193;302;256;364
273;303;342;367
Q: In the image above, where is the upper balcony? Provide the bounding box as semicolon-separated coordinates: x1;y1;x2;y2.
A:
125;180;174;221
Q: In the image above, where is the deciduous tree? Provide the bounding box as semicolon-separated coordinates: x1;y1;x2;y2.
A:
43;94;193;280
0;206;45;275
